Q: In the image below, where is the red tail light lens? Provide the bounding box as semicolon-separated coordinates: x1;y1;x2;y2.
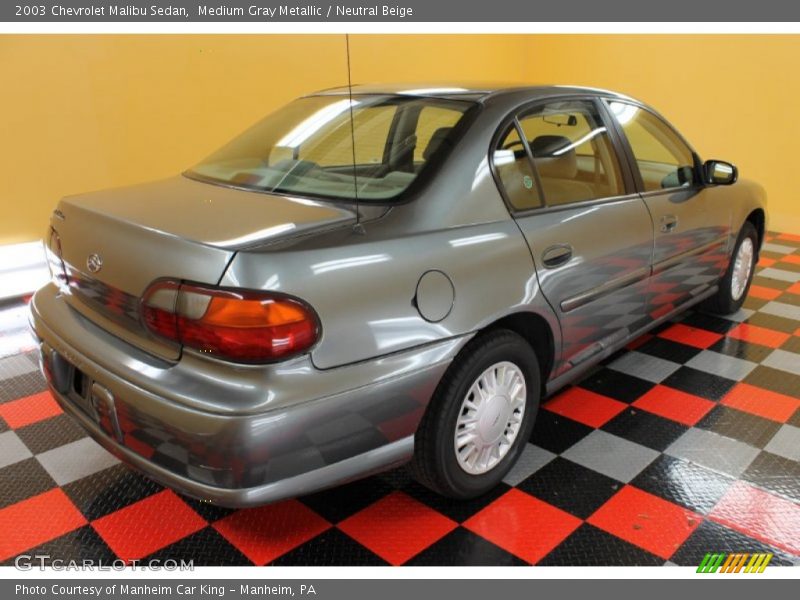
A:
141;281;320;363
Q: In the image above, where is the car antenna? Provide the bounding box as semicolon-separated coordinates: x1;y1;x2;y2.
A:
345;34;365;235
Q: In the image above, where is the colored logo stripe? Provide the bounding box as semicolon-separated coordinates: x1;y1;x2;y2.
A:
697;552;773;573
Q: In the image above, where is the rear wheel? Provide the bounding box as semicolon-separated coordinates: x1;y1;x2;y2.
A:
410;330;540;498
701;221;758;315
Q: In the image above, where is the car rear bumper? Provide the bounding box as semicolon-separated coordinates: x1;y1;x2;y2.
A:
29;283;467;507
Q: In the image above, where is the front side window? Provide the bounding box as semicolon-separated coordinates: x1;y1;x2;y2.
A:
516;100;625;206
607;101;697;192
187;95;474;202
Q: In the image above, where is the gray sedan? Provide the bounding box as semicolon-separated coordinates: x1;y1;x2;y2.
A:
30;83;766;506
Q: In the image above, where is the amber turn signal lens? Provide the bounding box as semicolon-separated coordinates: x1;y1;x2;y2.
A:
141;281;320;363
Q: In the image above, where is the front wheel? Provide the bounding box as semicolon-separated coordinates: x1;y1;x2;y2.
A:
410;330;540;499
701;221;758;315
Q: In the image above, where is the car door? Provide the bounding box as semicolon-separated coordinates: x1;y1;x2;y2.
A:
492;97;654;378
603;100;732;319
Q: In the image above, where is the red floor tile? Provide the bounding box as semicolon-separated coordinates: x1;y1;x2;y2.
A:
658;323;723;349
588;485;701;560
777;232;800;242
757;256;776;268
781;254;800;265
214;499;330;565
0;489;86;562
464;488;581;564
787;282;800;296
544;387;628;428
747;285;784;301
727;323;791;349
710;482;800;555
338;491;456;565
0;391;62;429
92;490;206;561
632;385;715;426
721;383;800;423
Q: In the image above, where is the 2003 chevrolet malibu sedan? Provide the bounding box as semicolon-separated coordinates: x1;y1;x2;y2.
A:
31;83;766;506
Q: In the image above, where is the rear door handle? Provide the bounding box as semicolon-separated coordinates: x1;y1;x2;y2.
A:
541;244;573;268
660;215;678;233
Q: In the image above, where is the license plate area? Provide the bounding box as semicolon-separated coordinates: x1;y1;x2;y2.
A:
71;368;98;420
52;354;123;443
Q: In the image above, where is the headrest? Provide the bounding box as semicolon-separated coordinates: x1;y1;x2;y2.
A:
423;127;454;161
531;135;577;179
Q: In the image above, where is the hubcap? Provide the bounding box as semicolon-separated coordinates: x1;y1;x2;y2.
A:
731;237;754;301
454;361;526;475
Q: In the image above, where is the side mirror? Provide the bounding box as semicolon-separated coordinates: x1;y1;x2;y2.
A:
704;160;738;185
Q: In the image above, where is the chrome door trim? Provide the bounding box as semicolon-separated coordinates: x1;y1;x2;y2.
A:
560;266;650;313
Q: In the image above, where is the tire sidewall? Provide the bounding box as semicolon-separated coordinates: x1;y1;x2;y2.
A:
434;333;540;497
725;223;758;311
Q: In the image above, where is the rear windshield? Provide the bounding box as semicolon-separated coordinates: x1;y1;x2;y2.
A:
186;94;475;202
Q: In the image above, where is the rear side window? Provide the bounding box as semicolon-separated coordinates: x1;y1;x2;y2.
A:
607;101;697;192
493;124;543;210
516;100;625;207
414;106;465;163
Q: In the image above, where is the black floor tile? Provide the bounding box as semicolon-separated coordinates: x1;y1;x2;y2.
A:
745;313;800;334
538;523;663;566
15;413;87;455
406;527;525;566
751;275;793;291
300;475;395;524
638;337;702;364
779;335;800;354
744;366;800;399
530;410;593;454
697;405;782;448
576;367;655;404
178;496;237;523
145;526;252;566
61;463;163;521
517;457;621;519
709;337;775;364
402;479;512;524
662;366;737;401
630;454;735;515
742;451;800;504
0;372;47;404
681;312;740;334
602;407;689;452
0;458;58;509
273;528;388;566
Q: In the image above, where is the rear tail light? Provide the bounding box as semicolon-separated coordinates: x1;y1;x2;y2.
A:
141;281;320;363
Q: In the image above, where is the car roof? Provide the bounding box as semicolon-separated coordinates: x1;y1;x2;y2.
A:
311;82;637;104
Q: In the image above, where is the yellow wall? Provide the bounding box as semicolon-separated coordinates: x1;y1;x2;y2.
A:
1;34;798;244
530;35;800;235
0;34;527;244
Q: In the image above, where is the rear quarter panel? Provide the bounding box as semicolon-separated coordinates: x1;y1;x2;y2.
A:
219;216;557;370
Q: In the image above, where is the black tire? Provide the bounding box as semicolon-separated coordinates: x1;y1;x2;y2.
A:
410;329;541;499
701;221;758;315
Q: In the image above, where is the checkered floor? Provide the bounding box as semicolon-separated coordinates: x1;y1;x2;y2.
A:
2;232;800;567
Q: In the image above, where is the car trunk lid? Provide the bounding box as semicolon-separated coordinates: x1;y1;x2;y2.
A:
49;176;358;361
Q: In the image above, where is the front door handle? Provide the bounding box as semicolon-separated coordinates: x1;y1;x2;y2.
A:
660;215;678;233
542;244;573;268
